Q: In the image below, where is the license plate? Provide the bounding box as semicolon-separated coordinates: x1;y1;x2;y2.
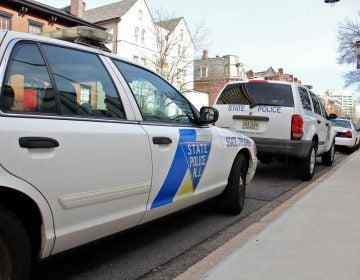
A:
242;120;259;130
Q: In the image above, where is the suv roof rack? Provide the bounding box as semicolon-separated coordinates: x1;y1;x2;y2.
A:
42;26;113;52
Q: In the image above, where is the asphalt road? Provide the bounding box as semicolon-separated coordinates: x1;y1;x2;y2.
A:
31;152;347;280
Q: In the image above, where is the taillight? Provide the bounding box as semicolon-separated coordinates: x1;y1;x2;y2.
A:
344;130;352;138
291;114;304;140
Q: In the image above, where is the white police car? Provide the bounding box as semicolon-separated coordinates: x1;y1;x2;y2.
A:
214;79;335;181
0;29;256;279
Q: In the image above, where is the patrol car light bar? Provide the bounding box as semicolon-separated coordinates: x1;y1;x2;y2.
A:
42;26;113;52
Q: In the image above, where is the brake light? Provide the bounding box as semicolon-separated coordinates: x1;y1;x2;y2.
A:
344;130;352;138
291;114;304;140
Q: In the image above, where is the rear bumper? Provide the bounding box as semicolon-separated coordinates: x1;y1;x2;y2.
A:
335;137;356;148
252;137;312;159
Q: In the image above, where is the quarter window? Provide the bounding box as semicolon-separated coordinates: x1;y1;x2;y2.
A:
1;43;57;113
42;45;126;119
113;60;195;124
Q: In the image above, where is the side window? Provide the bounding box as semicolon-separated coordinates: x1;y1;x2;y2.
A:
309;92;321;116
112;60;195;124
1;43;58;113
298;87;312;111
42;45;125;119
319;100;328;118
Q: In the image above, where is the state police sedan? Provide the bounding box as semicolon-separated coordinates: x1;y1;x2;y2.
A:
0;30;257;279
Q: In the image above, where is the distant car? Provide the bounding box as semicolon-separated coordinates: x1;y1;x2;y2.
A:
330;118;360;153
214;79;336;181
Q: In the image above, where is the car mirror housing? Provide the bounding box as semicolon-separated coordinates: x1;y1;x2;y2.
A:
199;107;219;124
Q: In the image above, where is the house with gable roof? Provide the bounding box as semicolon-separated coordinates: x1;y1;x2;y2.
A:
82;0;195;92
155;17;194;92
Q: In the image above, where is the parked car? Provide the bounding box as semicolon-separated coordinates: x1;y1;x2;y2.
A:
0;29;257;279
330;118;360;153
214;79;336;181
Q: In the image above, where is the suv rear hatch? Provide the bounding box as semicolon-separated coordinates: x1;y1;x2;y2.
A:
215;81;295;140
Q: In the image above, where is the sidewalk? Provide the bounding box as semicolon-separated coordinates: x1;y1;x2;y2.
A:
177;151;360;280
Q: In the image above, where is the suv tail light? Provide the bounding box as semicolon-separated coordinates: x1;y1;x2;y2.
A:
344;130;352;138
291;114;304;140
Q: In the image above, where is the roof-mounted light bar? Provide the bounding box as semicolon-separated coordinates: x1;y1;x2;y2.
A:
42;26;113;52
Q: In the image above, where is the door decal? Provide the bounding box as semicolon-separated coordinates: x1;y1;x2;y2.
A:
151;129;212;209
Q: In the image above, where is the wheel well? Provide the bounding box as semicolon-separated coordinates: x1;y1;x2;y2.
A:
0;187;42;261
312;135;319;147
239;148;251;167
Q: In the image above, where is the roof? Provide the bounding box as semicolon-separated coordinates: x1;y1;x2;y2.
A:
254;66;276;78
83;0;137;23
3;0;104;29
156;17;183;33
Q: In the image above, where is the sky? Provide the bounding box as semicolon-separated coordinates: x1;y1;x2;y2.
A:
37;0;359;96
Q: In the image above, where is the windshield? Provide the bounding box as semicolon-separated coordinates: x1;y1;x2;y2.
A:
216;83;294;107
330;119;352;129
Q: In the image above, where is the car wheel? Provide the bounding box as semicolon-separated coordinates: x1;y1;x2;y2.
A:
321;140;335;166
0;206;31;280
219;153;248;215
297;141;317;181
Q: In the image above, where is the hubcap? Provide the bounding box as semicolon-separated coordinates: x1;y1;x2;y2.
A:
0;239;11;280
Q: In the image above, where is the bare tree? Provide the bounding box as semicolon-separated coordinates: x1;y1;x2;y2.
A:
337;17;360;91
146;8;208;93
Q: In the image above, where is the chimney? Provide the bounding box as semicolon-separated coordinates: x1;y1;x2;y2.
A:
278;68;283;75
202;50;208;60
70;0;85;17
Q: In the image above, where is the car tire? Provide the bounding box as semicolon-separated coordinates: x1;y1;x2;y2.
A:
219;153;248;215
297;141;317;181
0;206;31;280
321;140;335;166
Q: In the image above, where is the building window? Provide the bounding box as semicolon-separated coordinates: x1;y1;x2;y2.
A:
139;9;143;21
80;85;91;105
0;12;11;30
134;27;139;42
141;29;145;44
133;56;139;62
28;20;43;35
180;28;184;40
200;67;207;78
141;58;147;66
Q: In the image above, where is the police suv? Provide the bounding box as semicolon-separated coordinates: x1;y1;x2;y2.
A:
0;28;257;279
214;79;335;181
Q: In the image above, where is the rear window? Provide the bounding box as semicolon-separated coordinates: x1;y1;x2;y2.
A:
216;82;294;107
330;119;351;129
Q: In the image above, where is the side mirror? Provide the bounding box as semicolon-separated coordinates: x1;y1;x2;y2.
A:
328;113;337;120
199;107;219;124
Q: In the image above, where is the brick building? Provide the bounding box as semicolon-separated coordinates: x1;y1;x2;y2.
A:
194;50;247;106
0;0;102;35
246;67;301;84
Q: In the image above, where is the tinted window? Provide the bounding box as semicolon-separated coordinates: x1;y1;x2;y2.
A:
113;60;195;124
217;82;294;107
330;119;352;129
42;45;125;119
298;87;312;111
1;43;57;113
309;92;321;115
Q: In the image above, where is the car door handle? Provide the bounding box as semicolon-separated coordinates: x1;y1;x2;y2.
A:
153;137;172;145
19;137;59;148
317;120;321;124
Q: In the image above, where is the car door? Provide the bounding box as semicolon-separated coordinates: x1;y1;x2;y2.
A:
112;60;225;223
0;42;152;254
309;91;327;153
